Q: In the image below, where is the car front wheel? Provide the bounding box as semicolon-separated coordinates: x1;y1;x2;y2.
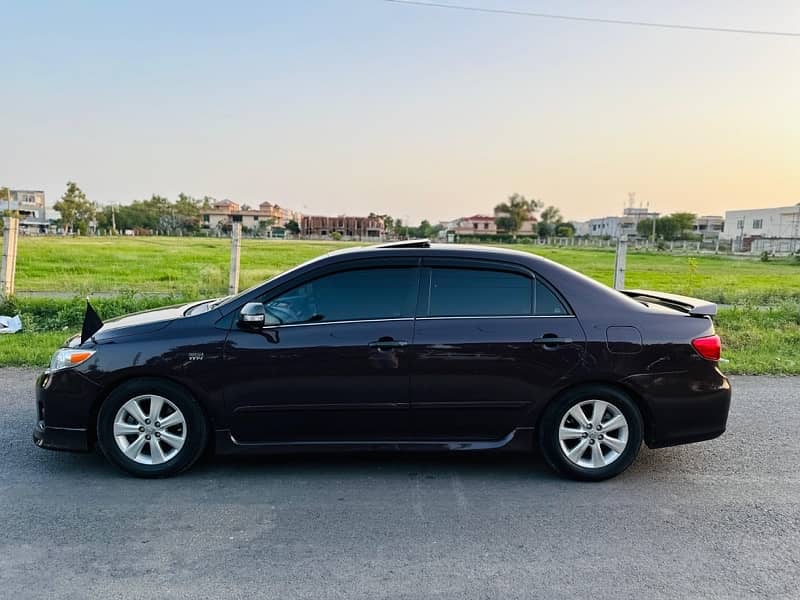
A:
97;379;208;478
539;385;643;481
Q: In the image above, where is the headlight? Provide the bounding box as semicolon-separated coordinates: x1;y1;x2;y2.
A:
50;349;96;372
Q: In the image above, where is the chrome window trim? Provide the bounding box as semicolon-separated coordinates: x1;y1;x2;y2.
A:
261;314;575;329
416;315;576;320
263;317;413;329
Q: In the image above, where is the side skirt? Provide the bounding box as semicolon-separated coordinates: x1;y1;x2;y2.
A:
214;427;535;456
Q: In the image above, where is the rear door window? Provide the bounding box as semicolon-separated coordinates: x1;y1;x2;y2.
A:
534;279;569;315
426;268;533;317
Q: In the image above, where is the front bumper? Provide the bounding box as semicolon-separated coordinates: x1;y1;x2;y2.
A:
33;368;100;453
33;420;90;452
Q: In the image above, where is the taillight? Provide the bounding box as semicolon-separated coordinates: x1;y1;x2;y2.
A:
692;335;721;361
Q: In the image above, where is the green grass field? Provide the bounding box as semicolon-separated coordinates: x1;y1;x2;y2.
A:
15;237;357;297
2;236;799;373
13;236;800;304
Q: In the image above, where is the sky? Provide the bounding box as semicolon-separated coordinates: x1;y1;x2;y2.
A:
1;0;798;224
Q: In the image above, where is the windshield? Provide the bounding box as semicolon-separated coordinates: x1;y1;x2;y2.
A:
212;254;330;310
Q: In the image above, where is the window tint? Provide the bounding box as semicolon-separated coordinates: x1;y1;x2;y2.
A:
428;268;532;316
535;280;568;315
265;267;418;324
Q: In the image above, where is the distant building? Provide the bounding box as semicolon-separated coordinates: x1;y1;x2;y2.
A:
692;215;724;239
619;206;659;238
575;216;622;238
5;190;49;232
443;210;537;238
301;215;386;240
721;204;800;253
575;207;660;239
257;202;300;227
446;214;497;236
201;200;301;233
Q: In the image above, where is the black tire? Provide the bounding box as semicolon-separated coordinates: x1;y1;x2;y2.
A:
97;378;209;478
538;385;643;481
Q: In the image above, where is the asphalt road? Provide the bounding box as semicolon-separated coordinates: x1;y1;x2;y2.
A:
1;369;798;600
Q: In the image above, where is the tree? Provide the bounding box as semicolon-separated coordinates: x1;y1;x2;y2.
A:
93;193;206;236
54;181;97;235
637;213;696;241
494;193;542;239
285;219;300;236
670;212;696;239
256;217;275;237
637;218;655;239
538;205;563;239
658;216;679;241
407;219;441;239
555;222;575;237
173;193;202;234
539;206;562;225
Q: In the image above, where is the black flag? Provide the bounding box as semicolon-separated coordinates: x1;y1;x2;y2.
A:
80;300;103;344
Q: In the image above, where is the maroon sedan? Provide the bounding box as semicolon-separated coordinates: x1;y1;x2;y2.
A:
34;241;730;480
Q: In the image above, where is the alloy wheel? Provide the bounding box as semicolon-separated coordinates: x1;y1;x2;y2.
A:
113;394;187;465
558;399;629;469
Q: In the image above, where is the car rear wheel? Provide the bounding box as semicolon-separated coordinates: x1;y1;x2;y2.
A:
538;385;643;481
97;379;208;478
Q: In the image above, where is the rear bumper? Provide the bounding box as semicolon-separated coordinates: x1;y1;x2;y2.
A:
623;369;731;449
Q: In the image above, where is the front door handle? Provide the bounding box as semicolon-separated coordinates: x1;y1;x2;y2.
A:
368;339;409;349
532;336;573;345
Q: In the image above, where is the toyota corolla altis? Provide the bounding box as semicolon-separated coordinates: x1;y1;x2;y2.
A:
34;241;731;480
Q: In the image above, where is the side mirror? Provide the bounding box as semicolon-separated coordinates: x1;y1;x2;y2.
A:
238;303;266;329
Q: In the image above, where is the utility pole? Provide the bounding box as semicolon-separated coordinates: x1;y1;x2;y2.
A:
1;188;19;298
111;205;117;235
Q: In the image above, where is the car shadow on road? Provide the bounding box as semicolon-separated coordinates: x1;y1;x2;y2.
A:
15;431;689;485
18;445;681;482
199;449;558;480
186;444;691;486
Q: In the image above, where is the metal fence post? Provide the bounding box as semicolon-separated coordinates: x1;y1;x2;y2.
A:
613;235;627;290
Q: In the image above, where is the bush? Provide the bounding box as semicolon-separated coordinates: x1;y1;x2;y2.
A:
760;251;770;262
0;294;188;333
715;303;800;374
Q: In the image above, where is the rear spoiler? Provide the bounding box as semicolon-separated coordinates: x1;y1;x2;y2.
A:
620;289;717;317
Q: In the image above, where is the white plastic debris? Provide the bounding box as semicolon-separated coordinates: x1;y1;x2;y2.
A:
0;315;22;334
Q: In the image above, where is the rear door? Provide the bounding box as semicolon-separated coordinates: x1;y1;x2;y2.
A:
410;259;585;440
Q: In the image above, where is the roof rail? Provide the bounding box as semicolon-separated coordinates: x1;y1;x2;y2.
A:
375;239;431;249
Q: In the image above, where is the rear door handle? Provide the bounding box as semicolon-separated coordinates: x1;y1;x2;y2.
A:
532;337;573;345
368;340;409;349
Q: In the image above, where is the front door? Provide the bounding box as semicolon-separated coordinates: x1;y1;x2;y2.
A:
224;263;420;443
410;262;585;440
